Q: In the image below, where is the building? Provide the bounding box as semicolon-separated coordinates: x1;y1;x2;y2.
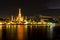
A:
16;8;24;23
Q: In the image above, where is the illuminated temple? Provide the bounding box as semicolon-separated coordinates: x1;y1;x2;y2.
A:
16;8;24;22
0;8;58;25
10;8;24;23
7;8;24;24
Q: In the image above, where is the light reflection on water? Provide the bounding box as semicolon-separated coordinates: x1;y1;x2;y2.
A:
0;24;2;40
17;25;24;40
0;24;59;40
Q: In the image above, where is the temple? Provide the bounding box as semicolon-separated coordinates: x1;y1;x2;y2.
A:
16;8;24;22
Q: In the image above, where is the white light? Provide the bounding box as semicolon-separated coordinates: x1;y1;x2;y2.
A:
24;21;29;24
50;23;55;39
47;22;52;25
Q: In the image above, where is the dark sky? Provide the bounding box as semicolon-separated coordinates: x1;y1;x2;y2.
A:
0;0;18;18
48;0;60;16
0;0;48;18
48;0;60;9
1;0;60;18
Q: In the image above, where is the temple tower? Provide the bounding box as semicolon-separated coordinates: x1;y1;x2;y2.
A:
16;8;23;22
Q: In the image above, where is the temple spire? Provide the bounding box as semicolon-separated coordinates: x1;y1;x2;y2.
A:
16;8;23;22
18;8;21;17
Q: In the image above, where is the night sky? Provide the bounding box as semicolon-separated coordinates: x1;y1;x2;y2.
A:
0;0;60;18
48;0;60;16
0;0;47;18
48;0;60;9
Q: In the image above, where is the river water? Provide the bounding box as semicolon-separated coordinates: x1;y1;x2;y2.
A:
0;24;60;40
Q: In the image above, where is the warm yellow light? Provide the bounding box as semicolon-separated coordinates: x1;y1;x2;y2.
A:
38;22;42;24
38;22;46;24
7;23;10;24
43;22;46;24
0;22;2;24
25;25;28;29
0;24;2;40
38;19;47;24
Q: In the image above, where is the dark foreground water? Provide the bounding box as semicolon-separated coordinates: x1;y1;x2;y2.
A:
0;24;60;40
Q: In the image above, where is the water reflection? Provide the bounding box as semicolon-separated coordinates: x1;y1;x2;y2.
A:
50;23;55;40
0;24;60;40
6;24;17;40
0;24;2;40
17;25;24;40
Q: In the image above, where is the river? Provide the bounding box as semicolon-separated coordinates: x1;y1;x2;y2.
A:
0;24;59;40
